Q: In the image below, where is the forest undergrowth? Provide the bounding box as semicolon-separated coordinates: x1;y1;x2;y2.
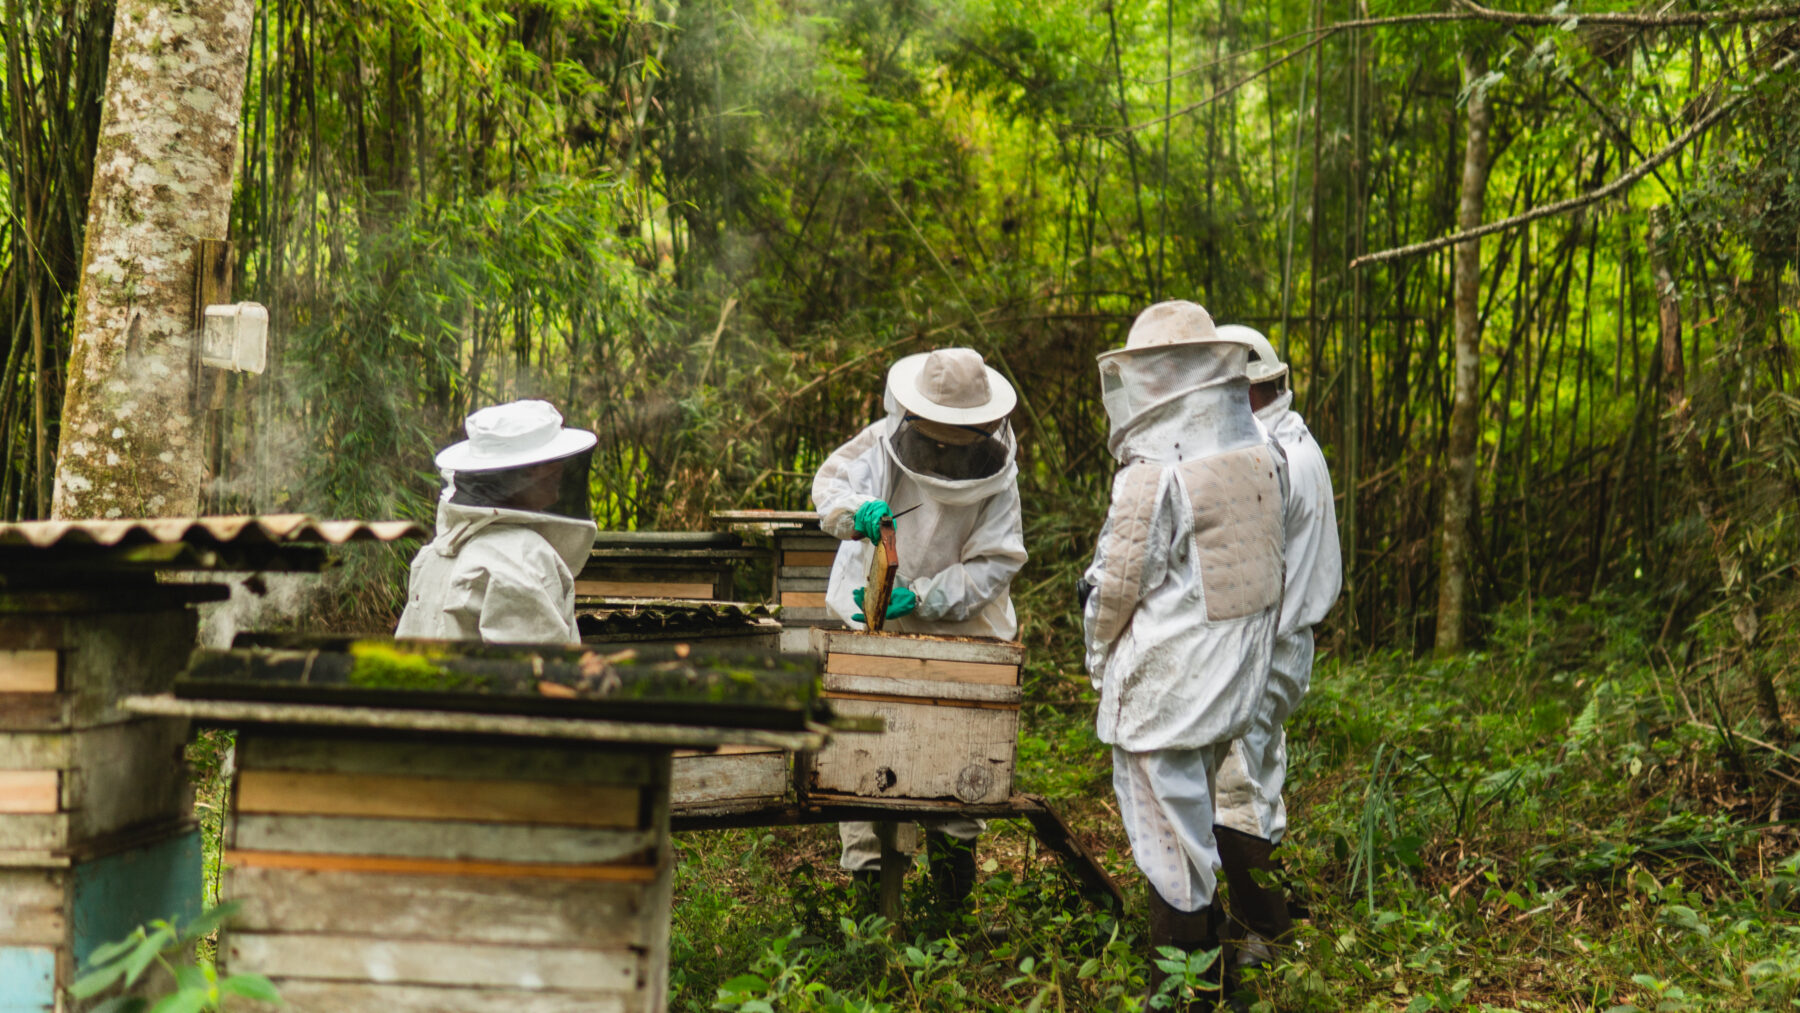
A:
668;591;1800;1013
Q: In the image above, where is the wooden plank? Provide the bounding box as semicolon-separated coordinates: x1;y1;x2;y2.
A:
777;565;833;579
780;592;828;608
225;932;641;991
0;772;58;814
0;868;67;944
0;694;66;731
862;520;898;634
782;551;838;567
0;652;56;693
0;733;70;771
822;673;1021;705
70;828;203;971
224;850;659;882
809;628;1024;665
231;814;658;865
237;770;640;829
778;608;835;622
230;981;631;1013
777;576;829;593
575;580;713;599
238;736;657;786
66;719;194;841
823;690;1018;712
825;652;1019;687
670;750;787;806
0;946;56;1011
61;609;199;728
0;616;64;652
808;697;1016;805
224;864;652;948
0;814;67;852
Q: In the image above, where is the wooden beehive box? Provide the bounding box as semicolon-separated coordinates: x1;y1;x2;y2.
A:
0;597;205;1011
576;531;760;602
221;733;671;1012
803;629;1023;806
152;637;829;1013
771;529;837;621
669;745;789;816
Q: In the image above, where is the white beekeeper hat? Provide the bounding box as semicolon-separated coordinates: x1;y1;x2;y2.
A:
886;348;1017;427
1215;324;1288;385
434;399;597;472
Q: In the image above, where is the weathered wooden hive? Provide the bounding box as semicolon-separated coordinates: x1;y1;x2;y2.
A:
0;516;419;1012
134;639;830;1013
575;531;761;603
710;511;846;654
803;628;1024;806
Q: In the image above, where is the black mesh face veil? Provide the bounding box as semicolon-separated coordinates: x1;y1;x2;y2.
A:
891;419;1010;481
449;448;594;521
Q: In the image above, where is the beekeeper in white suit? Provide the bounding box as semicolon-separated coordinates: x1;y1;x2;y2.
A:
1210;324;1341;972
1081;302;1287;1009
812;347;1028;909
396;400;599;644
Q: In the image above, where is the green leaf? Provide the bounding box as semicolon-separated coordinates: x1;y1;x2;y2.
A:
219;974;282;1002
147;989;206;1013
719;974;770;994
172;964;207;991
180;901;242;943
123;926;175;987
70;959;133;999
84;932;145;971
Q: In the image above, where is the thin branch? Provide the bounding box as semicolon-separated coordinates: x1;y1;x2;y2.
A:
1352;45;1800;269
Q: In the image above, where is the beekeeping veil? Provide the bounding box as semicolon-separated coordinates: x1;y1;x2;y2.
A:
1097;301;1262;465
435;400;597;523
884;348;1017;486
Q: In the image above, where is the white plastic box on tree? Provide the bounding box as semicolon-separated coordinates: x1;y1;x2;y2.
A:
200;302;268;374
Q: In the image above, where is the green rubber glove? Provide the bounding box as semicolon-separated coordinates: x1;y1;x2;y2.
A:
852;585;918;623
852;499;893;542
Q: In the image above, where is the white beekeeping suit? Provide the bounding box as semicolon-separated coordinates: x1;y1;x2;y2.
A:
1209;325;1342;971
811;347;1027;902
1080;301;1287;1004
396;400;599;645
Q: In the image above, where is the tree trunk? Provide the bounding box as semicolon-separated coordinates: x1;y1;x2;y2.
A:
1434;50;1491;653
51;0;255;519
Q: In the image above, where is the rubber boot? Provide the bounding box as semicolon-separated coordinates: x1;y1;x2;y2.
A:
1145;888;1224;1012
1214;826;1294;965
1215;825;1294;1010
925;831;978;908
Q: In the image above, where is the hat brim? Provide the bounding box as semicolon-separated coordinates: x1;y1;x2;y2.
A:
1246;363;1290;384
1096;331;1258;367
887;353;1017;426
435;427;598;473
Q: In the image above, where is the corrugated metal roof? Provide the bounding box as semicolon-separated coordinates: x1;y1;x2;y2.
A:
0;514;423;550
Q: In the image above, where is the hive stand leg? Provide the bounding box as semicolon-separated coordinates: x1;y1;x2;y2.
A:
872;821;914;928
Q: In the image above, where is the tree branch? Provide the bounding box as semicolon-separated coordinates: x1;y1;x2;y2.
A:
1351;45;1800;270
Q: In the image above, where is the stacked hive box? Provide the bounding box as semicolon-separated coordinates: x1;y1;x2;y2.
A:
772;525;845;654
576;531;757;602
803;629;1023;806
149;638;829;1013
221;733;671;1012
0;594;206;1012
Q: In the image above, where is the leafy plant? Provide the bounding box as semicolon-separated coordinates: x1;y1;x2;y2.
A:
69;901;280;1013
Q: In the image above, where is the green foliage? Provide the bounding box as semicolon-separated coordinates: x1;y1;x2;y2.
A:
69;902;280;1012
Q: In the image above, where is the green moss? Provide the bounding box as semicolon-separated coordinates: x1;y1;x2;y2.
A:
346;641;459;691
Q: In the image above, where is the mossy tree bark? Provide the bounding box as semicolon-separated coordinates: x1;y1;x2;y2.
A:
50;0;255;519
1434;49;1491;654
